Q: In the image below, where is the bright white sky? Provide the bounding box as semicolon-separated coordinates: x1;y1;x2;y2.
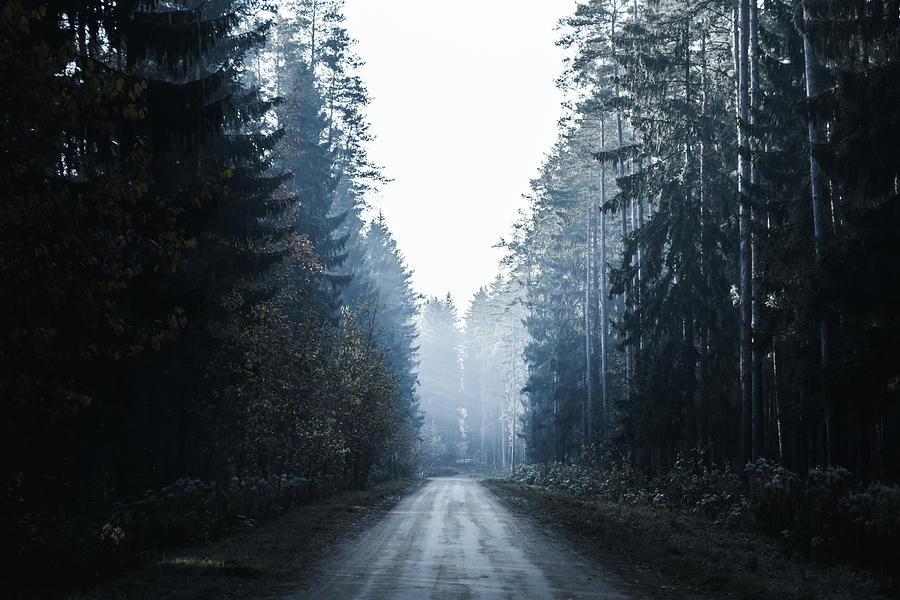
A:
342;0;573;309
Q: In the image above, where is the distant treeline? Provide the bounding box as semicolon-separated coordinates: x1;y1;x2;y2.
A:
1;0;420;580
475;0;899;481
416;286;528;471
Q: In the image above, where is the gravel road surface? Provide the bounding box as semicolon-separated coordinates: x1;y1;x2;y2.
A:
288;476;629;599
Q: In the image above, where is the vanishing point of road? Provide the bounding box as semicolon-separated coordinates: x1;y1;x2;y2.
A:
289;476;630;599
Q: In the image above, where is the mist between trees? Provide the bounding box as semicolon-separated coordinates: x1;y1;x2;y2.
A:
418;0;900;490
1;0;899;588
412;0;900;572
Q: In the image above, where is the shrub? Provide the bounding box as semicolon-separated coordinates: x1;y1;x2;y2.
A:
514;453;900;570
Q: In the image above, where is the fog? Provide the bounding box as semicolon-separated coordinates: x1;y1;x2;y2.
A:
4;0;898;596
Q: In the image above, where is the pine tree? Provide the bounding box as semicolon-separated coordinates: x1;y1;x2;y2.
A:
418;295;464;460
361;215;422;461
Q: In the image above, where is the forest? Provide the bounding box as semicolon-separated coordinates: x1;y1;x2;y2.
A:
421;0;900;480
415;0;900;577
2;0;899;594
2;0;423;582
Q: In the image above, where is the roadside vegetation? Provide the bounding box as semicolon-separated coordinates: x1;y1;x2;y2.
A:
2;0;422;590
14;479;421;600
487;455;899;599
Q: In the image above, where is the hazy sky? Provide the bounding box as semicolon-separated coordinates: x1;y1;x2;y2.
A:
342;0;571;309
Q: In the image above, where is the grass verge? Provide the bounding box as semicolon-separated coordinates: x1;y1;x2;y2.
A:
18;478;421;600
484;479;894;600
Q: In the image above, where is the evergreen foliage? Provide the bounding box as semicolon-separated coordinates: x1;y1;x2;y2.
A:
2;0;898;585
0;0;421;581
494;0;900;484
418;295;464;461
460;278;528;468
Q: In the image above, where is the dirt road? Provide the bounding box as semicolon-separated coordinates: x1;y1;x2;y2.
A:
289;476;629;599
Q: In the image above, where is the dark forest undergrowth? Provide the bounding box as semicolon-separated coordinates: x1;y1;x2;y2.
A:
486;477;896;600
9;479;421;600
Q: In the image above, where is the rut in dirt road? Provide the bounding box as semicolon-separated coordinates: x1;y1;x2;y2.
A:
287;476;629;599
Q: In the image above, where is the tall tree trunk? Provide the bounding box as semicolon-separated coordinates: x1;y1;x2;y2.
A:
612;7;632;398
511;326;517;469
631;178;638;362
480;369;486;462
622;174;632;394
637;174;644;321
683;22;698;444
749;0;763;460
500;406;506;470
585;199;593;444
632;161;640;355
554;369;561;460
632;0;642;364
699;25;711;453
773;343;784;460
801;0;834;465
599;120;609;440
736;0;753;464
